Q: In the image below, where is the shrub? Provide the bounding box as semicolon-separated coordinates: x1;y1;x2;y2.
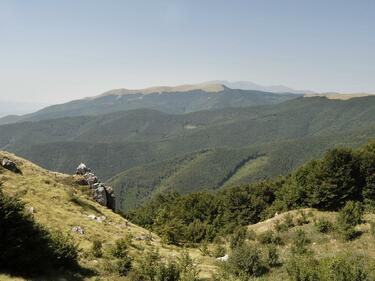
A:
128;249;161;280
177;250;200;281
286;254;320;281
116;255;133;276
296;210;309;226
212;244;226;258
290;229;310;255
111;238;128;258
337;201;364;227
257;230;274;245
266;244;280;267
0;190;79;275
156;262;180;281
338;224;358;241
287;253;369;281
336;201;363;241
319;255;368;281
370;221;375;238
91;240;103;258
315;218;333;233
284;213;295;228
274;220;289;233
48;230;79;268
227;244;268;278
230;226;247;249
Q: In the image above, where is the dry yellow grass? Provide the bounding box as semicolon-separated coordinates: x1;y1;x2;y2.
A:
0;151;217;281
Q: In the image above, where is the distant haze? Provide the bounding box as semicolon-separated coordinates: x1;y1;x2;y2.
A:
0;101;47;117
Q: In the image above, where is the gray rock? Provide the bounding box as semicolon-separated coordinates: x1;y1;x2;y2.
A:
104;185;116;211
84;172;98;187
72;226;84;235
76;163;91;175
1;158;21;174
92;183;107;206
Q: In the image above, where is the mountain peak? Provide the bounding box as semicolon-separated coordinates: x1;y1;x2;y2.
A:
93;83;226;99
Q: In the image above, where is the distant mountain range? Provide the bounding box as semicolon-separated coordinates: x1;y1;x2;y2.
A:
0;83;299;125
202;80;311;94
1;94;375;211
1;82;375;212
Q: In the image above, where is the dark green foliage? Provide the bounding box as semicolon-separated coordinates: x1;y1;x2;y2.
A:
227;244;268;278
111;238;129;258
319;255;369;281
286;254;320;281
176;250;200;281
266;244;280;267
0;189;78;276
128;249;162;280
274;220;289;233
314;218;333;233
129;140;375;245
337;201;364;227
291;229;310;255
129;180;276;245
287;254;370;281
370;221;375;238
336;201;364;241
91;239;103;258
229;227;247;250
156;262;181;281
257;230;275;245
116;255;133;277
2;96;375;212
274;148;364;211
128;249;199;281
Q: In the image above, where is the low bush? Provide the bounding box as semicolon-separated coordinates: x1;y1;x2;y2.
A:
296;210;309;225
111;238;129;258
227;244;268;278
257;230;274;245
266;244;280;267
91;239;103;258
0;190;79;275
314;218;333;233
283;213;295;228
230;227;247;249
287;254;369;281
336;201;363;241
290;229;310;255
116;255;133;277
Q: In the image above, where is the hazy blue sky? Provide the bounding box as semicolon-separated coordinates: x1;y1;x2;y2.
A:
1;0;374;103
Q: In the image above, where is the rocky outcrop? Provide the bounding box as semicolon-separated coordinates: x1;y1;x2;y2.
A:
75;163;115;211
1;158;21;174
76;163;91;175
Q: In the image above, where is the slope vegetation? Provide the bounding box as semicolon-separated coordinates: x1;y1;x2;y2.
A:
0;151;215;280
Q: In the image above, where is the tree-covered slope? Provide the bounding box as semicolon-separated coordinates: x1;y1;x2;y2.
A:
1;96;375;213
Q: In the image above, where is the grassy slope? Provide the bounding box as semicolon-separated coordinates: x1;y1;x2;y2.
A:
247;209;375;280
0;151;217;280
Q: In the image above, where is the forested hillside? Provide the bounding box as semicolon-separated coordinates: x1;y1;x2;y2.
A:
1;96;375;211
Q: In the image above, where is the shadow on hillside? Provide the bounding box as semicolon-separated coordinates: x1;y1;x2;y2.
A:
70;195;105;216
2;266;97;281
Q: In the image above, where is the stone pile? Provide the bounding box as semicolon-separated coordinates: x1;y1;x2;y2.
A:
75;163;116;210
